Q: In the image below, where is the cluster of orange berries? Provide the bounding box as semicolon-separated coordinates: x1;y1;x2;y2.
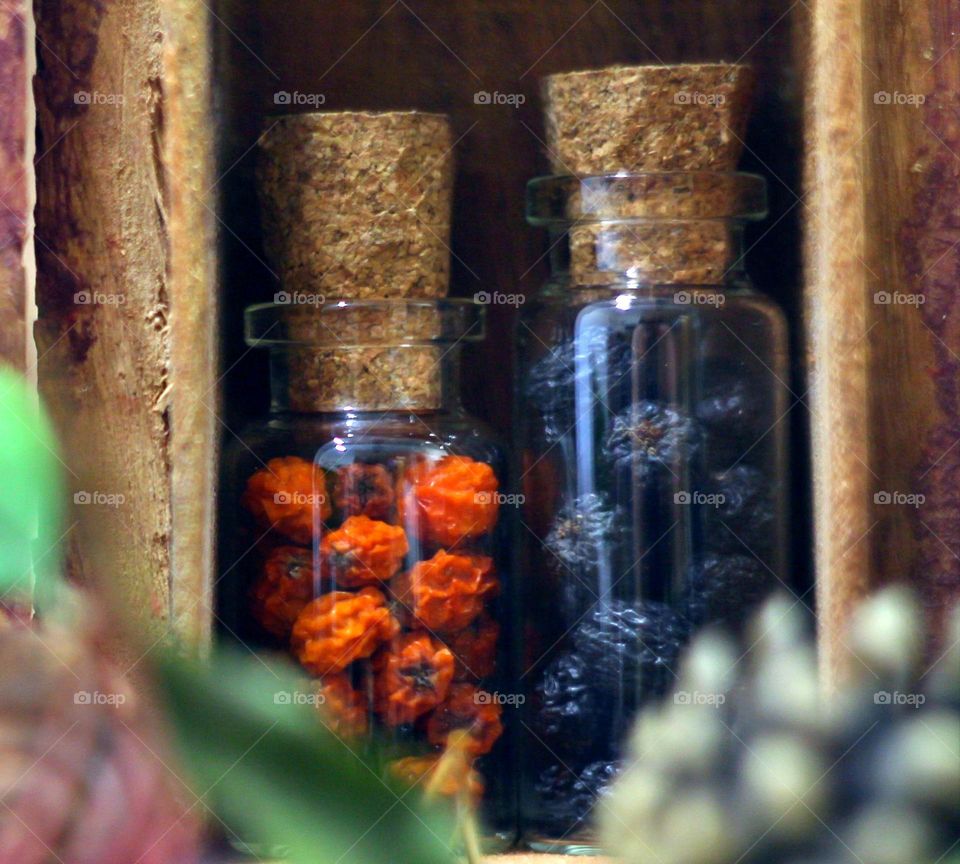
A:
241;452;504;802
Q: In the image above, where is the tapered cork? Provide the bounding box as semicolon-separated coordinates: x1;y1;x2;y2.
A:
542;63;755;175
568;222;737;286
259;303;455;413
257;111;454;298
540;64;757;285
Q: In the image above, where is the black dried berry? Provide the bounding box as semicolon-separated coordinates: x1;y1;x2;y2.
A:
524;332;636;445
698;370;762;430
543;492;621;575
707;465;775;554
533;760;621;833
573;599;689;694
607;401;700;476
533;651;603;752
697;369;765;467
686;554;774;629
524;342;575;444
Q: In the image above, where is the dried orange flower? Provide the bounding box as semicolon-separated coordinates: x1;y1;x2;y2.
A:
445;614;499;681
392;550;498;632
320;515;408;588
291;587;399;676
401;455;499;547
241;456;331;544
250;545;316;639
386;755;484;801
316;674;368;739
333;463;395;521
373;631;454;725
427;683;504;756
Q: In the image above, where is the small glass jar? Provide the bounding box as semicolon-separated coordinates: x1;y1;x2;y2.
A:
517;173;790;852
219;299;515;849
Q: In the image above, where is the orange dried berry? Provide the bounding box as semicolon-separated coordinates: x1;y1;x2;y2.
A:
373;631;454;725
333;463;395;520
386;755;484;802
250;545;316;639
320;515;409;588
291;587;399;676
401;455;499;547
316;674;368;739
445;614;499;681
427;683;504;756
392;550;498;632
241;456;331;544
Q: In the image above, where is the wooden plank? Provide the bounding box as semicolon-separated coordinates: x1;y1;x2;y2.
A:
160;0;218;648
805;0;960;682
804;0;873;686
864;0;960;650
0;0;33;373
34;0;172;645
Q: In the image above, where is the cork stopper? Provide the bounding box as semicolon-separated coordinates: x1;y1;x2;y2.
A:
246;301;482;414
542;63;754;175
540;64;757;286
257;111;455;299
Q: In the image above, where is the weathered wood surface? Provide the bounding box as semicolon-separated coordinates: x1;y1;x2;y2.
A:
161;0;218;649
34;0;173;645
0;1;33;373
33;0;218;648
805;0;960;683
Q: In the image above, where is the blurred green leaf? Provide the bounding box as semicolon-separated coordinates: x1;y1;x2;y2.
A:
154;647;457;864
0;368;64;607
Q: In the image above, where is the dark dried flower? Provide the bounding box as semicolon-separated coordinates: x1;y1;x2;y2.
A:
607;401;700;475
543;492;621;574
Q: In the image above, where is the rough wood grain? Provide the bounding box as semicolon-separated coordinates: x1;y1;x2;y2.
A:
161;0;218;648
805;0;960;682
0;0;33;373
34;0;172;645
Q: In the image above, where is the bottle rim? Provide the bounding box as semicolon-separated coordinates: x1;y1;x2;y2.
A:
526;171;768;226
244;298;486;349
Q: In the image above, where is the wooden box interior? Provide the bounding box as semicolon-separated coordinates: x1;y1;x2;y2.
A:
212;0;813;594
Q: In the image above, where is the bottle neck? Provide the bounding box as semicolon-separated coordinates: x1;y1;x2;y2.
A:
269;345;464;414
547;219;748;287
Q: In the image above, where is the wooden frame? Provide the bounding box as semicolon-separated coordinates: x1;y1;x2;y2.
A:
8;0;957;688
31;0;217;655
805;0;960;684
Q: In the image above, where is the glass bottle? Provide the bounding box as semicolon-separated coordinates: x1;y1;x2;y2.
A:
219;299;516;850
517;172;790;852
